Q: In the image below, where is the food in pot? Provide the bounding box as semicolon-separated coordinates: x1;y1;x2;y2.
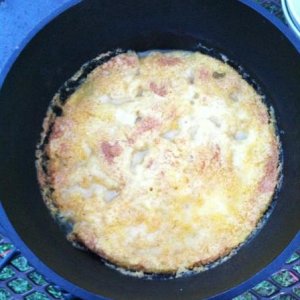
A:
37;51;280;274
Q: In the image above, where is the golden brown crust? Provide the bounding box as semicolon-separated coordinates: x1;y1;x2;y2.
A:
37;51;280;274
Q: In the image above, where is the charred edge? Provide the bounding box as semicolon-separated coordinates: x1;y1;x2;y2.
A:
41;123;53;152
41;154;49;175
52;105;63;117
38;122;54;176
58;49;127;104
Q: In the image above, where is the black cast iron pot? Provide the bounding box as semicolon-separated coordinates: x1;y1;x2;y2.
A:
0;1;299;299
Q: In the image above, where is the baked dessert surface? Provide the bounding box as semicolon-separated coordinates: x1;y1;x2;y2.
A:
37;51;279;274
